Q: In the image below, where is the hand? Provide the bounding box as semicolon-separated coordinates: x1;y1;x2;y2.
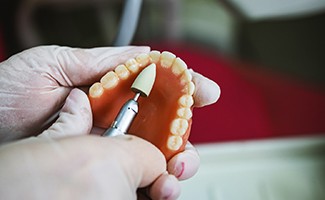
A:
0;45;220;199
0;134;167;199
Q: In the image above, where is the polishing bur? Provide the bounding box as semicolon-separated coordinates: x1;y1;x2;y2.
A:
131;63;156;97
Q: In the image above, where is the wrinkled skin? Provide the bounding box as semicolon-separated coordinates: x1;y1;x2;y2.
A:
0;46;220;200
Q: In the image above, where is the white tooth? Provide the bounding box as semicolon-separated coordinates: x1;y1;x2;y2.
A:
136;53;150;67
100;71;119;89
172;57;187;76
178;95;194;107
125;58;139;73
177;108;193;120
170;118;188;136
89;82;104;98
149;50;161;63
114;64;130;80
160;51;176;68
167;136;183;151
180;69;192;84
183;81;195;95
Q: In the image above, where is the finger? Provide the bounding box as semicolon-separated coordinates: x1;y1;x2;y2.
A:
38;88;92;139
48;45;150;86
148;173;181;200
167;142;200;181
99;135;167;189
190;70;221;107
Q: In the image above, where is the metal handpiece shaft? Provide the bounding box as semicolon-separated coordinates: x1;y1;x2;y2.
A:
103;93;139;137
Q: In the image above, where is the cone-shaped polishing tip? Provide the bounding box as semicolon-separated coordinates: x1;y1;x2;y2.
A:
131;63;156;97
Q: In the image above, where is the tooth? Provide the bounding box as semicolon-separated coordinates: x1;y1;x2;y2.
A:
125;58;139;73
100;71;119;89
149;50;161;63
167;136;183;151
172;57;187;76
180;69;192;84
89;82;104;98
177;108;193;120
114;64;130;80
183;81;195;95
160;51;176;68
178;95;194;107
136;53;150;67
170;118;188;136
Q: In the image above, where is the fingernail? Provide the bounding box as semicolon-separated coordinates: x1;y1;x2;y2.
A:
174;162;185;179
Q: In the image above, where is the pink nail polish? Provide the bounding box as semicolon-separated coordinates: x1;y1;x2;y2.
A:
174;162;185;178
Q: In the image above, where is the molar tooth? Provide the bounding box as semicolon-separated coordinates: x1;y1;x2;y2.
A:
183;81;195;95
136;53;150;67
160;51;176;68
167;136;183;151
149;50;161;63
100;71;119;89
125;58;139;73
177;108;193;120
89;82;104;98
114;64;130;80
180;69;192;84
172;57;187;76
178;95;194;107
170;118;189;136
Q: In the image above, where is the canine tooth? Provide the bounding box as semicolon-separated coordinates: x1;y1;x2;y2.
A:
89;82;104;98
172;57;187;76
114;64;130;80
177;108;193;120
149;50;161;63
125;58;139;73
160;51;176;68
170;118;188;136
183;82;195;95
180;69;192;84
167;136;183;151
178;95;194;107
100;71;119;89
136;53;150;67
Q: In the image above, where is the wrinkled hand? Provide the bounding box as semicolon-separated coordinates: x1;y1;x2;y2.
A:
0;46;220;199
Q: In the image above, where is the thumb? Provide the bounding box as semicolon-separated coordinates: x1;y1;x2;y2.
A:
35;45;150;87
38;88;92;139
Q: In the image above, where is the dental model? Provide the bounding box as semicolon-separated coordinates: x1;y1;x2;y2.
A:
89;50;195;160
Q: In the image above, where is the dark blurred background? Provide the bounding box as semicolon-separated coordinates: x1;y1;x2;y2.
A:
1;0;325;143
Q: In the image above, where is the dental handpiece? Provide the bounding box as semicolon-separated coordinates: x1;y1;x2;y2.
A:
103;93;140;136
103;63;156;137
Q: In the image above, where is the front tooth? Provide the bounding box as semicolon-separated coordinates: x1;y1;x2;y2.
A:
167;136;183;151
125;58;139;73
170;118;189;136
183;82;195;95
160;51;176;68
115;64;130;80
149;50;161;63
177;108;193;120
172;57;187;76
89;82;104;98
136;53;150;67
180;69;192;84
178;95;194;107
100;71;119;89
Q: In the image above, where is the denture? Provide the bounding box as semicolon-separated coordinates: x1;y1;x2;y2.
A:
88;50;195;160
